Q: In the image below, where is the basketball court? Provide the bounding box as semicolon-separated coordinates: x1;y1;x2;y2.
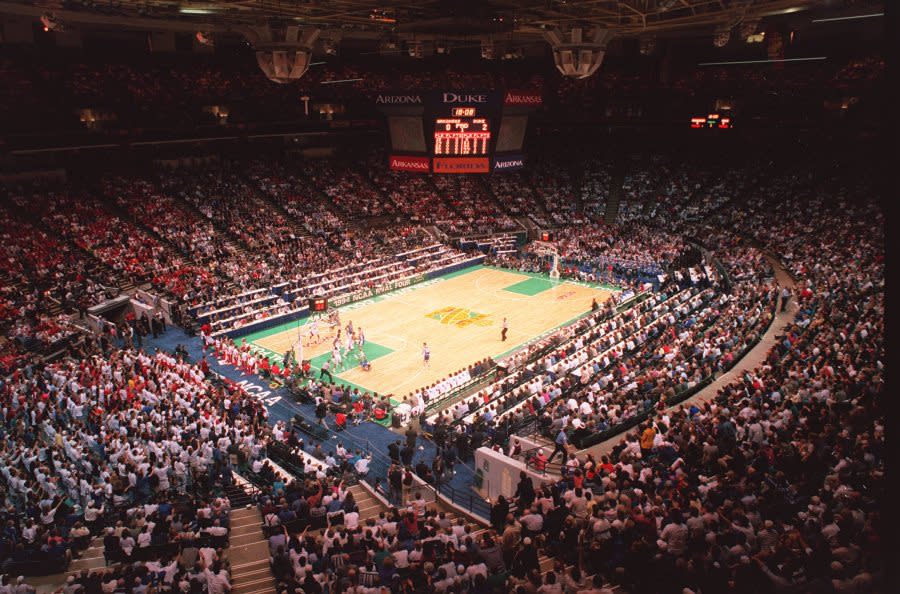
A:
239;265;618;398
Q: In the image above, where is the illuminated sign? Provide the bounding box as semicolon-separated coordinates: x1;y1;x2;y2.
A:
442;92;489;104
504;91;543;106
309;297;329;311
389;155;431;172
452;107;476;117
493;155;525;171
434;118;491;156
375;94;423;104
433;157;491;174
690;113;733;129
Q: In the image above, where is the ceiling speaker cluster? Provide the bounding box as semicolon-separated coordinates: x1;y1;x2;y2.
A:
244;24;320;84
543;26;613;79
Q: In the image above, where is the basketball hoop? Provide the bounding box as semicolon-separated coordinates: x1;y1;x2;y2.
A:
529;241;561;279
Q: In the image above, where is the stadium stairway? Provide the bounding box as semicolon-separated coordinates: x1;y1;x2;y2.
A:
237;174;314;238
229;480;388;594
356;167;414;225
421;495;558;576
476;178;515;217
68;536;107;573
291;167;358;224
520;177;555;225
602;156;627;224
425;225;448;242
602;179;624;224
422;177;467;220
517;216;538;234
350;482;390;521
2;197;134;299
229;506;277;594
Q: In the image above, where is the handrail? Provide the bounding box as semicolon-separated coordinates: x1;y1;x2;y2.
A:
423;364;499;414
572;292;779;450
481;288;706;449
521;449;566;477
359;439;493;521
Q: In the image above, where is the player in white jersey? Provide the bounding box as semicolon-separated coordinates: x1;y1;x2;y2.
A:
307;319;319;344
332;346;342;371
358;327;365;349
345;333;354;355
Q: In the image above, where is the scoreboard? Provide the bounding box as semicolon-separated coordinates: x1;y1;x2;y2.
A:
376;89;542;173
690;113;734;129
308;297;328;312
429;100;494;172
433;113;491;156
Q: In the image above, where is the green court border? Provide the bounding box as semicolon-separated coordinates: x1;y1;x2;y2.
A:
237;264;622;397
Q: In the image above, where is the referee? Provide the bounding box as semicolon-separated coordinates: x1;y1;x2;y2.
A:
501;317;508;341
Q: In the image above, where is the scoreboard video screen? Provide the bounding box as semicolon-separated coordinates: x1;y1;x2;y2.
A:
433;108;491;156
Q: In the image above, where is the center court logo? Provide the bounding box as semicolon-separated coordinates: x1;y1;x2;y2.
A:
425;306;494;328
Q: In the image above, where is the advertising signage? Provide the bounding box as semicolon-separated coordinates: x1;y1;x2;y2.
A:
504;91;543;106
389;155;431;172
493;155;525;171
375;93;424;105
430;90;503;110
433;157;490;174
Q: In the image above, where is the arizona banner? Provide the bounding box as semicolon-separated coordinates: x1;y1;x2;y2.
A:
493;154;525;171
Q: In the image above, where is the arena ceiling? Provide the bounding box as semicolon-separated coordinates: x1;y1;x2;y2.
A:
0;0;859;39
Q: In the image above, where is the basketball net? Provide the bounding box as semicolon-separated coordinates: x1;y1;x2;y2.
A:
530;240;561;279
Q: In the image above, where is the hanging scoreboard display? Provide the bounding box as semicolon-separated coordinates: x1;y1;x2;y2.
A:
375;90;542;173
428;92;501;173
433;108;492;156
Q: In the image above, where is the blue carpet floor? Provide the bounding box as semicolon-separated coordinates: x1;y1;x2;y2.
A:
140;327;482;513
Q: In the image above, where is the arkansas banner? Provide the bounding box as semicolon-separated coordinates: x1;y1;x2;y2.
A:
389;155;431;172
504;90;543;106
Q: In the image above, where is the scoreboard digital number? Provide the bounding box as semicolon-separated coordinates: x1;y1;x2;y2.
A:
434;111;491;156
309;297;328;312
691;113;733;129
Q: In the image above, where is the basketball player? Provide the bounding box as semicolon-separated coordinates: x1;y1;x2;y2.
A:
307;318;319;344
346;320;354;337
422;342;431;367
332;345;343;371
358;327;365;349
501;317;508;342
345;331;354;356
